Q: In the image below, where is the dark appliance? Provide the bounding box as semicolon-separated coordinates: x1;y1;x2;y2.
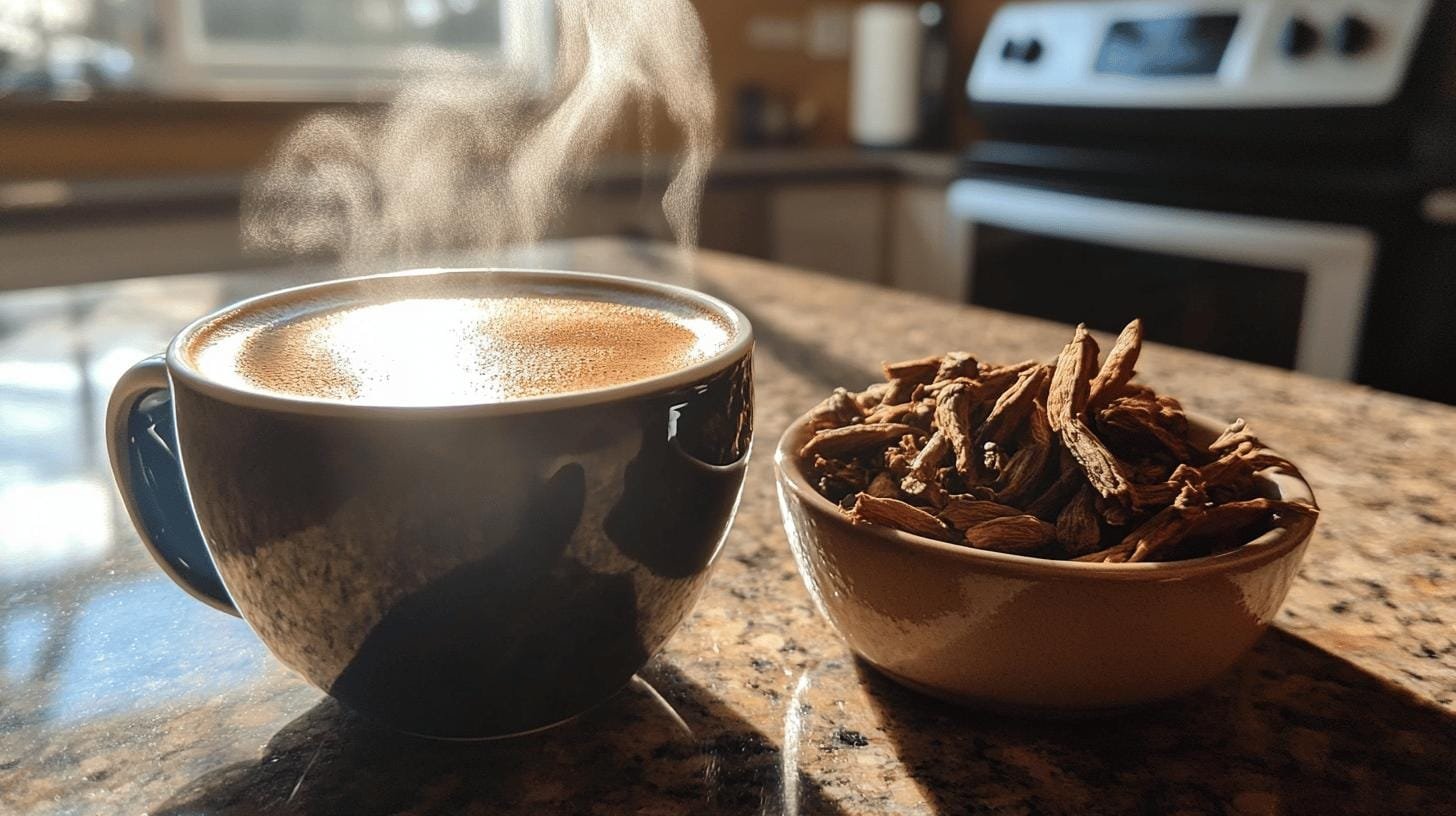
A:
949;0;1456;403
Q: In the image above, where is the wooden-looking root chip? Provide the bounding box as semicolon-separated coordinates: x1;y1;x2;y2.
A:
1075;481;1207;563
952;486;1001;502
935;381;977;476
1056;486;1103;556
1126;459;1173;484
1088;319;1142;411
864;471;900;499
850;494;952;541
1210;418;1257;454
964;515;1057;554
812;457;869;501
1061;419;1132;502
1096;494;1134;527
1081;496;1316;564
944;361;1040;411
854;382;892;410
982;442;1008;477
1089;508;1197;563
939;498;1022;530
883;378;918;406
1026;456;1085;521
801;423;920;459
1199;447;1256;493
1191;498;1317;539
977;365;1052;449
883;355;943;385
1128;463;1203;510
1241;449;1306;480
995;444;1050;507
904;430;949;481
1047;324;1100;432
992;401;1054;506
924;362;1035;400
900;431;951;506
1096;396;1200;462
901;480;948;508
808;387;864;431
1127;482;1208;562
1154;395;1189;436
863;401;915;425
935;352;979;381
908;398;937;430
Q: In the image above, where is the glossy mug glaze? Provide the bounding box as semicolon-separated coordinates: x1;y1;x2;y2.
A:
106;269;754;739
776;410;1317;715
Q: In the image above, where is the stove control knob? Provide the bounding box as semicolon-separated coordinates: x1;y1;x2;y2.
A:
1280;16;1319;58
1333;14;1375;56
1002;38;1042;63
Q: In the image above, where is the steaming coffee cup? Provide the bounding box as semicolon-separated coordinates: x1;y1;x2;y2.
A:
106;268;753;739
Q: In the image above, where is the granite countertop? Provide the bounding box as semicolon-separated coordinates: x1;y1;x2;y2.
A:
0;238;1452;814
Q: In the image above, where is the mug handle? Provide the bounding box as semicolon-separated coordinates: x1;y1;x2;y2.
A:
106;355;238;616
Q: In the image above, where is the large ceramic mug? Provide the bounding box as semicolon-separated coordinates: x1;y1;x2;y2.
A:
105;269;754;739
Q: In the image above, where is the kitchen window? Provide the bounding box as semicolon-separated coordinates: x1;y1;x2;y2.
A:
0;0;556;101
153;0;555;100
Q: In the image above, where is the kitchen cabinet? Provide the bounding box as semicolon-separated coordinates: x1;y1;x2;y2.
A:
700;186;772;260
0;214;249;290
888;181;970;300
768;182;888;283
0;151;964;294
553;188;673;244
552;171;968;297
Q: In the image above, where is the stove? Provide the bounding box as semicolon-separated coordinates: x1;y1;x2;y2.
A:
973;0;1433;111
949;0;1456;403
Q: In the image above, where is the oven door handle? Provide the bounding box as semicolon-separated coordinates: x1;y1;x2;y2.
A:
947;179;1377;380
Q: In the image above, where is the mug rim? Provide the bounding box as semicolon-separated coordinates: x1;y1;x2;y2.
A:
775;407;1318;581
165;267;754;418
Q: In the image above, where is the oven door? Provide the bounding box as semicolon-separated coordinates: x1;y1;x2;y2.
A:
947;179;1377;379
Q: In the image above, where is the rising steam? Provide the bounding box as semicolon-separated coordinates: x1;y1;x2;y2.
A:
242;0;716;267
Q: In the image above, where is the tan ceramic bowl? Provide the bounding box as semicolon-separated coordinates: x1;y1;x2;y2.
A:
776;410;1317;715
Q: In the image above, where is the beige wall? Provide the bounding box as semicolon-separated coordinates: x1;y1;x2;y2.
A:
692;1;997;147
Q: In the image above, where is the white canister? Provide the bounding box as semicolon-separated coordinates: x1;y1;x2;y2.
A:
851;3;924;148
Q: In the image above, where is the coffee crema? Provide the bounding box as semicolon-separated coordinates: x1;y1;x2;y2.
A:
183;277;735;406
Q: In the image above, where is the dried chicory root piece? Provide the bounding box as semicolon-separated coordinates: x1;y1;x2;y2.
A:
800;422;920;459
935;381;978;477
901;431;951;501
936;352;978;381
995;401;1053;507
939;497;1022;530
1047;324;1099;433
882;355;944;385
1087;318;1142;411
808;387;864;431
849;494;953;542
799;319;1318;562
964;515;1057;554
1056;486;1103;557
977;365;1052;449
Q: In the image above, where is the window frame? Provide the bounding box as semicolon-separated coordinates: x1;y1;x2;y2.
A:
147;0;555;101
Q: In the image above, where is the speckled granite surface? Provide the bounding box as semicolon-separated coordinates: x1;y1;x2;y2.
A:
1;239;1452;814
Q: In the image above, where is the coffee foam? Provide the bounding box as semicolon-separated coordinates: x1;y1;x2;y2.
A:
184;277;734;407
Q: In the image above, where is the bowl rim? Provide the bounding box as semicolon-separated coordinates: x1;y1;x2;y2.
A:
775;406;1318;581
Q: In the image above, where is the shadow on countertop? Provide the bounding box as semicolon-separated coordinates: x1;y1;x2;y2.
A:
859;628;1456;815
153;660;848;816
